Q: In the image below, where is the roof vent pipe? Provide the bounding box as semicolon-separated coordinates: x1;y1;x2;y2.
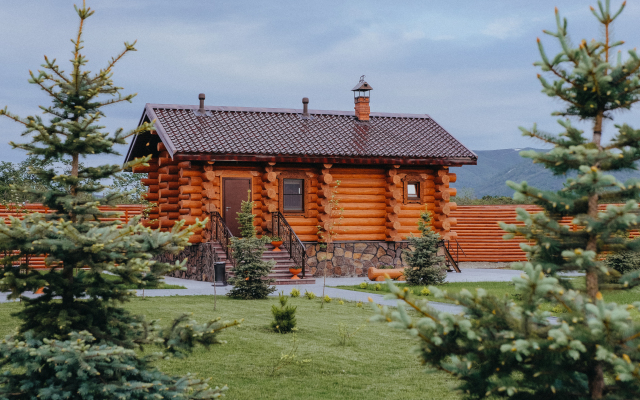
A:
198;93;205;114
302;97;309;118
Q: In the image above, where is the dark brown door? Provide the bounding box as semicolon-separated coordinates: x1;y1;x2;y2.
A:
223;178;252;237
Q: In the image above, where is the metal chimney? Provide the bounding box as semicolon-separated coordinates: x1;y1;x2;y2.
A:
198;93;205;114
302;97;309;118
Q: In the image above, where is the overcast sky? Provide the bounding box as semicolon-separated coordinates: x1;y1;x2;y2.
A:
1;1;639;166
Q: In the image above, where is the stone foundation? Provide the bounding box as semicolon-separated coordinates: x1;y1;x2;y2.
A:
155;243;217;282
305;241;411;278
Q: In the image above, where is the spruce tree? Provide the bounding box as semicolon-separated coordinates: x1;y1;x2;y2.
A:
374;2;640;399
403;211;446;286
227;195;275;299
0;3;240;397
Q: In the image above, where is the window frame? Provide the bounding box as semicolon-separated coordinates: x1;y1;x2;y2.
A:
402;174;427;205
278;171;311;217
282;178;304;213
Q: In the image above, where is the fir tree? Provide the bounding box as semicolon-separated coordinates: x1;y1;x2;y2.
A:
403;211;446;286
374;2;640;399
0;3;240;397
271;292;297;333
227;194;275;299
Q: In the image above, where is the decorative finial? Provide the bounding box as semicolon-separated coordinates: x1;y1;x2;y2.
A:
359;75;365;83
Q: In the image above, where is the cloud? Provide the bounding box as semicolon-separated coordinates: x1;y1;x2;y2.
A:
482;18;524;40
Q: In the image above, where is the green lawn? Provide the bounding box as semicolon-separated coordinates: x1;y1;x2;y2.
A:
0;296;459;400
336;278;640;311
35;270;186;289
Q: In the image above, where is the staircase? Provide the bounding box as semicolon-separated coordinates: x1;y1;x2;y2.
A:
208;242;315;285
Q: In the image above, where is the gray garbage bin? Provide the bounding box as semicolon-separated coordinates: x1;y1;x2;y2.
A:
213;261;227;286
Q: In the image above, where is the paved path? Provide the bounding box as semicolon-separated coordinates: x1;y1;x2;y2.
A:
0;269;578;316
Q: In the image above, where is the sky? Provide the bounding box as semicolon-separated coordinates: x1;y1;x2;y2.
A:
1;0;639;166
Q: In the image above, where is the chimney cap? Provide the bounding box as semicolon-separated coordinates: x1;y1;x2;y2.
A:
198;93;206;100
302;97;309;104
352;75;373;92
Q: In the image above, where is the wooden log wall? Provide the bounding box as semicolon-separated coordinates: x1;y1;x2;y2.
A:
260;164;278;233
201;165;220;241
178;161;204;243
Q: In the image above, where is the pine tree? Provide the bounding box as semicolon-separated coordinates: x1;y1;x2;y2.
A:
0;3;240;397
271;292;297;333
403;210;446;286
227;194;275;299
373;2;640;399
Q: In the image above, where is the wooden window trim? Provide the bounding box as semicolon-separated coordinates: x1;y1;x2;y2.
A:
278;171;311;217
402;174;426;205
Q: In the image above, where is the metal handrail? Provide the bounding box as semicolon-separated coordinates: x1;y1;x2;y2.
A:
209;211;234;265
272;211;306;278
438;239;463;273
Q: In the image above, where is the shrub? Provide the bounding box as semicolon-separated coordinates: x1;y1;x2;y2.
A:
605;249;640;275
356;302;363;308
290;288;300;298
359;282;368;289
323;295;332;303
338;300;344;305
304;290;316;300
404;211;446;286
374;284;382;291
421;287;431;296
271;292;297;333
379;265;394;269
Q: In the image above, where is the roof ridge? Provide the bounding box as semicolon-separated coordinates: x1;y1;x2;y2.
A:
146;103;430;119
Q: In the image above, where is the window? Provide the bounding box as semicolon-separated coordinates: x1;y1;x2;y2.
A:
405;181;421;203
283;179;304;212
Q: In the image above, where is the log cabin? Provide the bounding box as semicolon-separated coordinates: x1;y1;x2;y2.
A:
124;79;477;283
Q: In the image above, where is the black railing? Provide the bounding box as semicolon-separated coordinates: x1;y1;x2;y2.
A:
272;211;306;278
210;211;234;265
438;239;465;273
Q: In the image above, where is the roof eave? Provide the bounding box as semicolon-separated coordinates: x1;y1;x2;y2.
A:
172;152;477;166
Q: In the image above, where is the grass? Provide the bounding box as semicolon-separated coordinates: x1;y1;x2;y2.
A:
35;269;186;289
336;277;640;313
0;295;459;400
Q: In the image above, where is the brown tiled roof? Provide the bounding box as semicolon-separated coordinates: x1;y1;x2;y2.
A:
128;104;476;165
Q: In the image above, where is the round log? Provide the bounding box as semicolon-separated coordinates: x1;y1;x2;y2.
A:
157;142;166;151
447;173;457;183
262;171;277;182
159;189;179;197
177;161;191;169
435;175;450;185
188;176;203;186
317;188;332;198
158;165;180;174
167;212;180;219
141;178;158;186
384;190;402;200
386;221;401;230
160;204;180;212
168;197;180;204
433;219;451;230
437;169;449;177
179;185;203;195
158;174;179;182
132;165;158;174
386;175;401;185
148;185;159;193
368;267;404;281
434;191;450;201
261;188;277;199
188;235;203;243
159;218;176;227
449;202;458;211
180;200;203;209
148;172;159;179
159;157;177;167
386;169;398;177
386;204;401;214
144;193;159;201
318;173;333;184
423;180;435;188
202;189;219;199
448;188;457;197
179;169;201;178
202;171;216;181
203;202;217;213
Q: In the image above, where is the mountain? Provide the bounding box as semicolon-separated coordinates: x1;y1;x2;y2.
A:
455;148;640;198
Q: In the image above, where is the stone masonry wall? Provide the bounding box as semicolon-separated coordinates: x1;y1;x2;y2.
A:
155;242;217;282
305;241;411;278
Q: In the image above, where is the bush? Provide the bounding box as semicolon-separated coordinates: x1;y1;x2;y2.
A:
290;288;300;298
304;290;316;300
421;287;431;296
605;250;640;275
404;211;446;286
359;282;368;289
323;295;332;303
271;292;297;333
374;284;382;291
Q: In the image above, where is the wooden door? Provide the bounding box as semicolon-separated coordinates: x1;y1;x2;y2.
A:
223;178;251;237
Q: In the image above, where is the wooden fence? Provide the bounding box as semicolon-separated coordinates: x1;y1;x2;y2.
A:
450;205;639;263
0;204;146;268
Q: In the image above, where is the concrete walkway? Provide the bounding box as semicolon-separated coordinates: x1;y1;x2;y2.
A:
0;269;577;316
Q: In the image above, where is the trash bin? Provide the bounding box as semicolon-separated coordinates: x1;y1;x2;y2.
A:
213;261;227;286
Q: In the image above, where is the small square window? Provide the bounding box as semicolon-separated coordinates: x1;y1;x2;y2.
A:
407;182;420;200
283;179;304;212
